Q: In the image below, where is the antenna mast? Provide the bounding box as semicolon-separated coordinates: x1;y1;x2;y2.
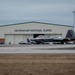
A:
73;11;75;32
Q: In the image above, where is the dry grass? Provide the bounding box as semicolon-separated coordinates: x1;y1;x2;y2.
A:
0;54;75;75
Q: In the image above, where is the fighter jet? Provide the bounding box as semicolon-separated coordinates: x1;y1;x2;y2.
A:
28;30;75;44
29;36;70;44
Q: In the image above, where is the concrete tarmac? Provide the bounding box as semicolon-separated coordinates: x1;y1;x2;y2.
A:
0;44;75;54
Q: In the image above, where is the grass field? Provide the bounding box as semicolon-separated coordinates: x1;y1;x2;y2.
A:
0;54;75;75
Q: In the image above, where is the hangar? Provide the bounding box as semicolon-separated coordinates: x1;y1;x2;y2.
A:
0;21;74;44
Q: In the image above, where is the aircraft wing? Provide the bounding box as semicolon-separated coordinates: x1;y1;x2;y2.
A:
30;38;70;44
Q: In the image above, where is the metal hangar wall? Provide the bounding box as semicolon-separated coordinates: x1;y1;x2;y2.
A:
0;21;73;44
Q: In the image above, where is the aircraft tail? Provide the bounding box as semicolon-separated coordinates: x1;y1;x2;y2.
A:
27;38;30;42
65;30;75;39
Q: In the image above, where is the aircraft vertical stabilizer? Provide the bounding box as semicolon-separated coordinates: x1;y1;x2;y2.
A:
66;30;75;39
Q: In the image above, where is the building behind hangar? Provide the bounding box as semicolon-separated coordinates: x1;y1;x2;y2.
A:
0;21;74;44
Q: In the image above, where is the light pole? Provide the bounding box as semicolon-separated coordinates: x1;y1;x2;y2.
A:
73;11;75;32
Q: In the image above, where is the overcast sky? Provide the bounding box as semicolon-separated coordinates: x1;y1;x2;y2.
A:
0;0;75;26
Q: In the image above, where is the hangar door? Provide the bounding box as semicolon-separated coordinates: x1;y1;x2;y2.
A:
5;34;14;44
23;34;33;42
5;34;33;44
14;35;23;44
44;34;62;38
5;34;24;44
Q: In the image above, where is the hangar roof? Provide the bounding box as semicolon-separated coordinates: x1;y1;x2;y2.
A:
0;21;73;27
